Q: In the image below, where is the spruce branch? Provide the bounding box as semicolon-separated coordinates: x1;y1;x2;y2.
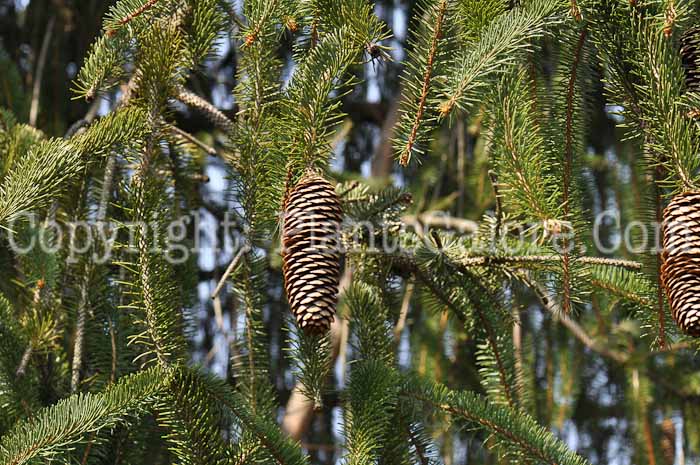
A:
0;107;148;225
107;0;161;37
398;0;448;166
156;368;234;464
588;3;700;190
181;367;308;465
243;0;280;46
0;367;167;465
438;0;564;116
588;263;657;312
487;69;562;221
281;26;363;173
344;361;400;464
404;377;591;465
73;0;184;100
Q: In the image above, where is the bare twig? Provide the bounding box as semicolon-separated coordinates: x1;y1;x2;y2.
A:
29;17;56;127
523;272;628;364
211;246;248;300
16;282;45;378
394;282;414;341
108;317;117;384
70;276;89;392
169;124;217;156
15;345;33;377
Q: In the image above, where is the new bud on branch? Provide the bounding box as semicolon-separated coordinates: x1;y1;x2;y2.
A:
661;191;700;337
282;171;342;335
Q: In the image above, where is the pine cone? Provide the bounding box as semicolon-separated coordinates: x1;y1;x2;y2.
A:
681;26;700;92
282;172;342;334
661;191;700;337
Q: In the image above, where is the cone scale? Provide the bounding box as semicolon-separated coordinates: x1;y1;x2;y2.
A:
282;172;342;335
661;191;700;337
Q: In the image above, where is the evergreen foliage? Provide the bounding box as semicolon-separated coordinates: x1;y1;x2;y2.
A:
0;0;699;463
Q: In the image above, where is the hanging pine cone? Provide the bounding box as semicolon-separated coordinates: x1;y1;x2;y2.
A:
681;26;700;92
661;191;700;337
282;171;342;334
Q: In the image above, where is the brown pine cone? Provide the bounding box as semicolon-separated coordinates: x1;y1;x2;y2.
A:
661;191;700;337
282;171;342;334
681;26;700;93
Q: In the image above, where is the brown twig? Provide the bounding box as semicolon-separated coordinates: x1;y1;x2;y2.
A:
81;432;96;465
399;0;448;166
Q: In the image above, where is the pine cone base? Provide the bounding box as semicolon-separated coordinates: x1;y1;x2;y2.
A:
282;172;342;334
661;191;700;337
